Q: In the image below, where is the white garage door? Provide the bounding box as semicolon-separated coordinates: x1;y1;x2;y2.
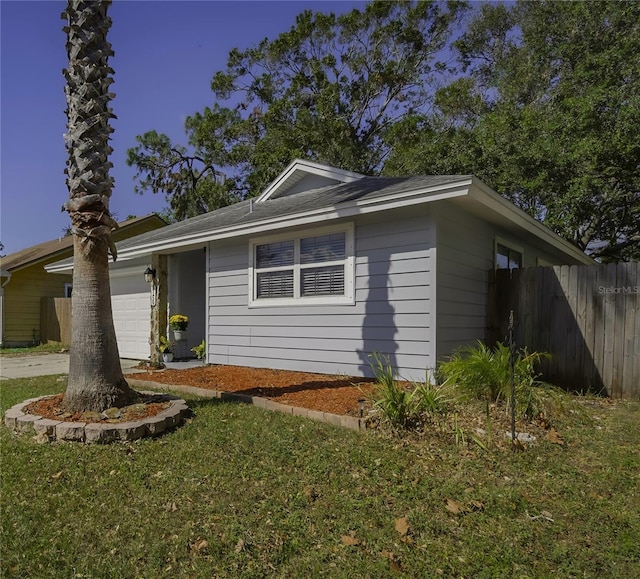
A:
110;274;151;360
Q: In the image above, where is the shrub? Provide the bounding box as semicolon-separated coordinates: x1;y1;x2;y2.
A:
190;339;206;360
437;341;555;418
157;336;173;353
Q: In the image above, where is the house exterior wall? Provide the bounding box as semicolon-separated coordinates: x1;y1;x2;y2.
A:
432;201;587;360
2;263;72;346
207;205;436;379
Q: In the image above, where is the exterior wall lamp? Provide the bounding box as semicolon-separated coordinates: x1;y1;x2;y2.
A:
143;267;156;283
144;266;158;306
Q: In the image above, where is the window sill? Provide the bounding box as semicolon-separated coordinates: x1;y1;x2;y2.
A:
248;295;355;308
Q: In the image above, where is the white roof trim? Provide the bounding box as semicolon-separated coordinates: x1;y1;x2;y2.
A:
255;158;364;203
468;178;594;265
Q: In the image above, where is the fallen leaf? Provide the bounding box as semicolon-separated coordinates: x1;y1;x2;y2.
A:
235;538;245;553
190;538;208;553
395;517;410;536
546;428;566;446
468;500;485;512
304;485;319;501
164;501;177;512
341;531;360;546
51;471;63;480
445;498;466;515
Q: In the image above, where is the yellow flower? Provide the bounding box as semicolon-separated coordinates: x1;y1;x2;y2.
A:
169;314;189;330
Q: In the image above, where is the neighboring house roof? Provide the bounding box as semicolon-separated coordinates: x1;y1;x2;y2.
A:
47;160;595;269
0;214;167;274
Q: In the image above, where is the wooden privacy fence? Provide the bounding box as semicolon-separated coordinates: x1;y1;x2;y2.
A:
40;297;72;345
488;262;639;399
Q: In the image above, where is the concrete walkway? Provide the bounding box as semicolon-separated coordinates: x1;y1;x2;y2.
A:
0;354;144;380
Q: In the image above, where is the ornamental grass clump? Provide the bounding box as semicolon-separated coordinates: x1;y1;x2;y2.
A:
369;353;452;430
370;352;415;429
412;380;453;417
437;341;557;418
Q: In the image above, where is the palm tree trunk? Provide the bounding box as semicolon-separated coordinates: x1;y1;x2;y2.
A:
62;0;137;412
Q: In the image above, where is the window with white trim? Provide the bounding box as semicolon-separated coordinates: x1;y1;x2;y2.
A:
249;224;354;306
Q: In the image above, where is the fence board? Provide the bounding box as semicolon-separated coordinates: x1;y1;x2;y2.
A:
487;262;639;399
40;298;72;345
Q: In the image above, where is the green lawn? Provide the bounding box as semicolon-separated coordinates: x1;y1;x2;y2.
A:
1;376;639;578
0;343;68;357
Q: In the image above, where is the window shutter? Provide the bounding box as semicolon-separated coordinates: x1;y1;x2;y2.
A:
301;265;344;296
257;270;294;298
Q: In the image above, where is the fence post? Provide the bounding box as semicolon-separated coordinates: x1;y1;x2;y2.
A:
508;309;517;450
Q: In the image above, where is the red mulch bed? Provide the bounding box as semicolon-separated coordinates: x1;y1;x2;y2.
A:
25;393;171;424
128;364;377;416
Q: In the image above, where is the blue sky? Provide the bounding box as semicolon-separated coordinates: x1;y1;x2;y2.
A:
0;0;366;256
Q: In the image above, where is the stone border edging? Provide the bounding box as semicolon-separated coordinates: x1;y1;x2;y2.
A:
127;378;365;431
4;391;191;443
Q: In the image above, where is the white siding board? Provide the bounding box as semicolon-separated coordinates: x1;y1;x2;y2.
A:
209;272;246;287
356;271;430;290
210;312;431;329
216;325;430;341
209;298;430;318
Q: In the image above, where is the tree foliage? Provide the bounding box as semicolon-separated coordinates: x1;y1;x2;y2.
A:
127;0;466;209
129;0;639;261
127;130;234;221
386;0;640;261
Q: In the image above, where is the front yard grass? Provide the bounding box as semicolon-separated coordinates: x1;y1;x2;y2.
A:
1;376;639;577
0;342;68;357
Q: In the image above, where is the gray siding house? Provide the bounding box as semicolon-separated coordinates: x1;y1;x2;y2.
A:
54;160;593;380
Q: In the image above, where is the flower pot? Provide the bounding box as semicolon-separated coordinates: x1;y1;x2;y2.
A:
162;352;174;363
173;330;186;341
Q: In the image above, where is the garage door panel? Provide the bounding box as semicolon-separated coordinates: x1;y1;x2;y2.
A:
111;291;150;359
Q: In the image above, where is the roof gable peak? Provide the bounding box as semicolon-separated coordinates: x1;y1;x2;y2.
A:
255;159;364;203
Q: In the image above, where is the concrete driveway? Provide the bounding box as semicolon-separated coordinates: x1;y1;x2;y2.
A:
0;354;143;380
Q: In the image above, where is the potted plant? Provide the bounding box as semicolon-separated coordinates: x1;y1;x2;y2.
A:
169;314;189;340
191;339;206;362
158;336;174;363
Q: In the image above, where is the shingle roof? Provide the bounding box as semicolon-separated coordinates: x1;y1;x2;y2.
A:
0;214;167;272
116;175;469;252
